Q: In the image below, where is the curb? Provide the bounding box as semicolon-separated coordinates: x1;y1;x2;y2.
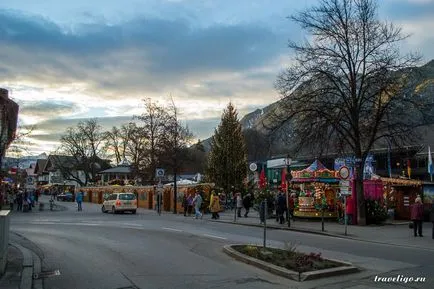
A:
212;219;434;252
223;244;359;282
10;243;33;289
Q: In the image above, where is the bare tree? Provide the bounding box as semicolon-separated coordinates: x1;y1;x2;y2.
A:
6;124;36;158
161;97;194;213
124;123;149;182
104;123;136;165
272;0;431;225
134;98;168;183
57;119;109;186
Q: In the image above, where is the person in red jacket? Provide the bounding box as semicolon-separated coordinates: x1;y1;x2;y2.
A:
411;196;424;237
345;196;355;225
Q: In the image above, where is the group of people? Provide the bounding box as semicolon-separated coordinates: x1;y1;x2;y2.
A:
0;187;40;212
182;191;205;219
182;191;255;220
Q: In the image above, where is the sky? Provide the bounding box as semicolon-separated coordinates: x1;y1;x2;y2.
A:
1;0;433;155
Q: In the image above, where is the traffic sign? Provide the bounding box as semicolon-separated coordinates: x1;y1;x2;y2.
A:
249;163;258;172
338;166;350;180
155;169;165;178
339;180;350;187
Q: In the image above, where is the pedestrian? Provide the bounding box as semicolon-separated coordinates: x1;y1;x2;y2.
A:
76;190;84;211
16;192;23;211
236;193;243;218
243;193;252;217
187;194;193;216
277;192;287;224
410;196;424;237
430;203;434;240
345;195;354;225
35;189;39;204
209;192;221;219
274;192;279;222
183;194;188;216
193;192;203;219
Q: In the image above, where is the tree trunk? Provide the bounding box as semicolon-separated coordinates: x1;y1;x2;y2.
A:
355;161;366;225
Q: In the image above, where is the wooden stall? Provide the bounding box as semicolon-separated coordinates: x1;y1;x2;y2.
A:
79;183;214;213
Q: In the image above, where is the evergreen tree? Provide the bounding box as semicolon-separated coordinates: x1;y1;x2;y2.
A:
207;102;247;193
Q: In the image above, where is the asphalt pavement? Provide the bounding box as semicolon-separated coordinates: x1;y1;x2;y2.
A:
4;197;434;289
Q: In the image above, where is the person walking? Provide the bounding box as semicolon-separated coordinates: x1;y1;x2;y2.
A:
277;192;287;224
16;192;23;211
243;193;252;217
209;192;221;219
193;192;203;219
186;194;193;216
411;196;424;237
76;190;84;211
183;194;189;216
236;193;243;218
345;195;355;225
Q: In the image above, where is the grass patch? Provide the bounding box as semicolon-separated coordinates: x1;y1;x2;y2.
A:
232;245;344;273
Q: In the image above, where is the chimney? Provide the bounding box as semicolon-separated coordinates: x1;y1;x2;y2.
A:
0;88;9;99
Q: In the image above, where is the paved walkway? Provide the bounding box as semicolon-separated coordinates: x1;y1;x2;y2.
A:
212;210;434;250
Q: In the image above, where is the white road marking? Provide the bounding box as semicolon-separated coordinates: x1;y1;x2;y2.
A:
162;227;183;232
203;234;227;240
122;223;143;227
29;222;59;225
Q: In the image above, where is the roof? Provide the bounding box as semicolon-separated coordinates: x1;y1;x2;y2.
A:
25;166;36;176
98;166;132;174
305;159;328;172
34;159;48;174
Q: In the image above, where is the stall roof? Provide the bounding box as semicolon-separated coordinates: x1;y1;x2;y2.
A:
98;166;132;174
380;177;423;187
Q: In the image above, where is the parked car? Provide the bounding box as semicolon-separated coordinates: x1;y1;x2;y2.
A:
102;193;137;214
57;192;74;202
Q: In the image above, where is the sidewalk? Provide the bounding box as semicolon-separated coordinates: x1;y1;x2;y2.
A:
212;210;434;250
0;235;43;289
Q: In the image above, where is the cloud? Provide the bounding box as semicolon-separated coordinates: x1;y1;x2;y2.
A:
0;10;287;100
19;100;80;118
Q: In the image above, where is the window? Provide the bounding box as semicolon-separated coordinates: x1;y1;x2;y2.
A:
119;194;136;200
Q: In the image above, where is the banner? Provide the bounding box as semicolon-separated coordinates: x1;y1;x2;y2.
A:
363;153;375;180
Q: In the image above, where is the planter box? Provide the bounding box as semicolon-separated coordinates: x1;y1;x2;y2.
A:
223;244;359;282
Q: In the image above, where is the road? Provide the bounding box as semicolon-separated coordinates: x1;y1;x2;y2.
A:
9;199;434;289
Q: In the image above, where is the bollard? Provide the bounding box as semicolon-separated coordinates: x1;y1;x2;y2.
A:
0;210;10;276
263;200;267;249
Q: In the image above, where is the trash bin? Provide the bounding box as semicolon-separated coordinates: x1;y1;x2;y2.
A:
39;203;45;211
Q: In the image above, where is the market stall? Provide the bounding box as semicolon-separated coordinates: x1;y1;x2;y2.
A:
290;160;339;218
380;177;423;220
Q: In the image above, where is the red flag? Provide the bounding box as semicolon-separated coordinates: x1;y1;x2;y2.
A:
259;168;266;189
281;168;287;191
